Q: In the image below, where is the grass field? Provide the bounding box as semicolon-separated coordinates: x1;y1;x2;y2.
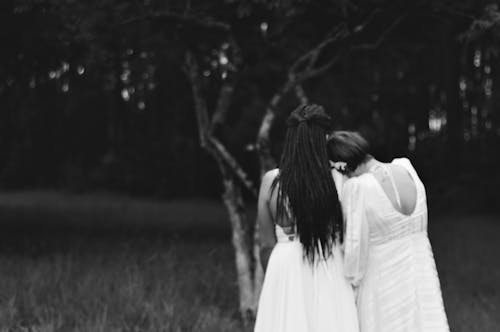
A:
0;191;498;331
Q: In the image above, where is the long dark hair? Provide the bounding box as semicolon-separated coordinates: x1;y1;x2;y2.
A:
272;104;343;262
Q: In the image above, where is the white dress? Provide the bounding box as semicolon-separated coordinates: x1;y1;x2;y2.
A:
254;224;359;332
342;158;449;332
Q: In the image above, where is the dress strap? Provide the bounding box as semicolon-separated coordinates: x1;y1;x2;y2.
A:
275;223;298;242
384;165;402;209
369;163;402;210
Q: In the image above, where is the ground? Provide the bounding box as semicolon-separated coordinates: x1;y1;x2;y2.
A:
0;191;498;331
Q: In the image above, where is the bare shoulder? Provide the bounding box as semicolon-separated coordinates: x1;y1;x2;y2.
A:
262;168;279;185
259;168;279;198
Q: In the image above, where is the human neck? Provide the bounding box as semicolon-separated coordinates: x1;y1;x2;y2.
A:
356;156;378;175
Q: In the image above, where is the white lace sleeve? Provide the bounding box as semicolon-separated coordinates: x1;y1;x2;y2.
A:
342;177;370;287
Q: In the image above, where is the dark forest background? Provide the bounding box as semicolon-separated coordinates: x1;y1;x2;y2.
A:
1;0;499;203
0;1;500;331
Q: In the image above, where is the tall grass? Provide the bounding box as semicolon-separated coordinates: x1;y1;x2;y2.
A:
0;191;498;331
0;236;244;332
0;192;244;332
431;215;500;332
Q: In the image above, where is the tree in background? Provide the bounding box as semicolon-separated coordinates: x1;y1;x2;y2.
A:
2;0;499;325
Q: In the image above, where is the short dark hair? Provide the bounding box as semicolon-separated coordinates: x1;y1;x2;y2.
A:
327;131;370;174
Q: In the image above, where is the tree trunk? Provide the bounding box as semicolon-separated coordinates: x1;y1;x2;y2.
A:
184;51;260;323
252;220;264;312
220;167;256;325
256;79;298;175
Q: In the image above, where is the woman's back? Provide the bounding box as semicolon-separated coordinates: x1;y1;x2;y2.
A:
370;159;418;216
267;168;346;234
342;158;449;332
254;169;359;332
362;158;428;244
254;104;359;332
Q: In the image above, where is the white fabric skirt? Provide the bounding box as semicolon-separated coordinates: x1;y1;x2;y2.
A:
254;240;359;332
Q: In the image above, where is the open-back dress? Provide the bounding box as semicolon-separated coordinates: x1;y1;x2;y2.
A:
254;170;359;332
342;158;449;332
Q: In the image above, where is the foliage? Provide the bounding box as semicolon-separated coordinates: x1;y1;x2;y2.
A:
0;1;499;195
461;4;500;55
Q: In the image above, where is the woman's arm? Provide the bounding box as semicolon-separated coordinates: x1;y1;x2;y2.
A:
257;170;278;272
342;177;370;287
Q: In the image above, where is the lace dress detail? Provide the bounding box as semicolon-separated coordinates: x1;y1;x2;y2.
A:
342;158;449;332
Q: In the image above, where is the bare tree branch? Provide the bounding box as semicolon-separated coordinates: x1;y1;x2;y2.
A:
184;52;210;148
300;54;343;81
211;38;243;130
289;24;349;75
351;9;381;34
256;78;297;173
184;50;257;196
211;83;235;129
210;137;258;197
120;10;231;31
256;26;351;173
255;9;405;174
294;84;309;104
351;14;407;51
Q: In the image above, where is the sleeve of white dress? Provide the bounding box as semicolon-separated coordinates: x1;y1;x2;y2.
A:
342;177;370;287
331;169;347;201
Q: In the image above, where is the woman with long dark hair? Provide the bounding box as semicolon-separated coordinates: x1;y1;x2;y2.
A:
254;105;359;332
328;131;449;332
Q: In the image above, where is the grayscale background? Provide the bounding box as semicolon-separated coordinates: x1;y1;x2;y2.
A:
0;1;498;331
